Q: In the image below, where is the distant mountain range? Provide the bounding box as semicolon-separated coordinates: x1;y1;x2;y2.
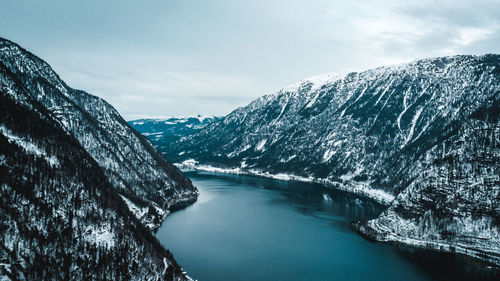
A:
0;37;196;280
166;55;500;265
129;116;220;154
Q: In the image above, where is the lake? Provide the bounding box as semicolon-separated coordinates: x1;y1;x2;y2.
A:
156;171;498;281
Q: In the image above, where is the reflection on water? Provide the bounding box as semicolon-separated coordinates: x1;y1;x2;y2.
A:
157;171;499;281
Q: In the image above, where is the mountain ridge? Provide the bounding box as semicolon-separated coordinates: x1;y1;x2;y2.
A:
0;37;195;279
168;54;500;265
129;116;221;156
0;37;198;230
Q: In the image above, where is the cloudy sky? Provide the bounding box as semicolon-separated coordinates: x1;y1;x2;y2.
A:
1;0;499;120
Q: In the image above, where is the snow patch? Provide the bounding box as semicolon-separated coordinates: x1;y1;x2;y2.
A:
0;125;59;167
403;107;423;146
142;132;163;136
280;155;297;163
305;91;321;108
83;226;115;249
282;72;346;93
162;257;169;275
255;139;267;151
322;149;336;162
181;159;199;166
120;195;148;219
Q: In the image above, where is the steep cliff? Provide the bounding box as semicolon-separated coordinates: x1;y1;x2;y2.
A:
0;37;196;280
167;55;500;264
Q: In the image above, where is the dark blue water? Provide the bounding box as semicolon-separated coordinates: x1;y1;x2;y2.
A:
156;171;498;281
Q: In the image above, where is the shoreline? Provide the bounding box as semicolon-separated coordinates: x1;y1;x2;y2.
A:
353;220;500;269
175;161;500;269
175;160;395;206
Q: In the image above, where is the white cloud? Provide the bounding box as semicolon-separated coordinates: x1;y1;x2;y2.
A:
51;52;263;120
4;0;498;119
453;27;495;46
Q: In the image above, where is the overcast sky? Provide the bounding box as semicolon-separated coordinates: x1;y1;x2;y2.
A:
1;0;499;120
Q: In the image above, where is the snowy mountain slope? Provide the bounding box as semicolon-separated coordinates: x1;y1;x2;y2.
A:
0;63;190;280
0;37;198;230
129;115;220;153
168;55;500;264
169;55;499;196
355;100;500;265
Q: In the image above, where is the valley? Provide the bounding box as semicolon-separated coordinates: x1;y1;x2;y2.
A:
160;55;500;266
1;35;498;280
157;171;499;281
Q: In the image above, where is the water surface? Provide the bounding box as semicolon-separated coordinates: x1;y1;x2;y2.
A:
157;171;498;281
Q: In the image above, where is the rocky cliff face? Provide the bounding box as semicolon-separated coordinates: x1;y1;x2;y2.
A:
0;38;198;230
0;37;196;280
167;55;500;264
355;100;499;265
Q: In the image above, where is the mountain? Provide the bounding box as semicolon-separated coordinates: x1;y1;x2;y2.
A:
0;38;198;230
167;55;500;265
0;37;196;279
129;115;220;154
354;100;500;265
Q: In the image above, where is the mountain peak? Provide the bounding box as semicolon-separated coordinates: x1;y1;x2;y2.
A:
282;72;349;93
0;37;196;280
165;54;500;265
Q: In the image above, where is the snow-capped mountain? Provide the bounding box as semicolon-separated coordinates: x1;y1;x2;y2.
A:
355;100;500;265
0;38;198;230
129;115;220;153
0;37;195;279
168;55;500;265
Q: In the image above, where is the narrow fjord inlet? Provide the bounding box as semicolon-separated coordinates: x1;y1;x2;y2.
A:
157;171;499;281
2;1;500;280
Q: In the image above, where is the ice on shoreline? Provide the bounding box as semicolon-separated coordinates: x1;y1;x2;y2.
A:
177;159;395;205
